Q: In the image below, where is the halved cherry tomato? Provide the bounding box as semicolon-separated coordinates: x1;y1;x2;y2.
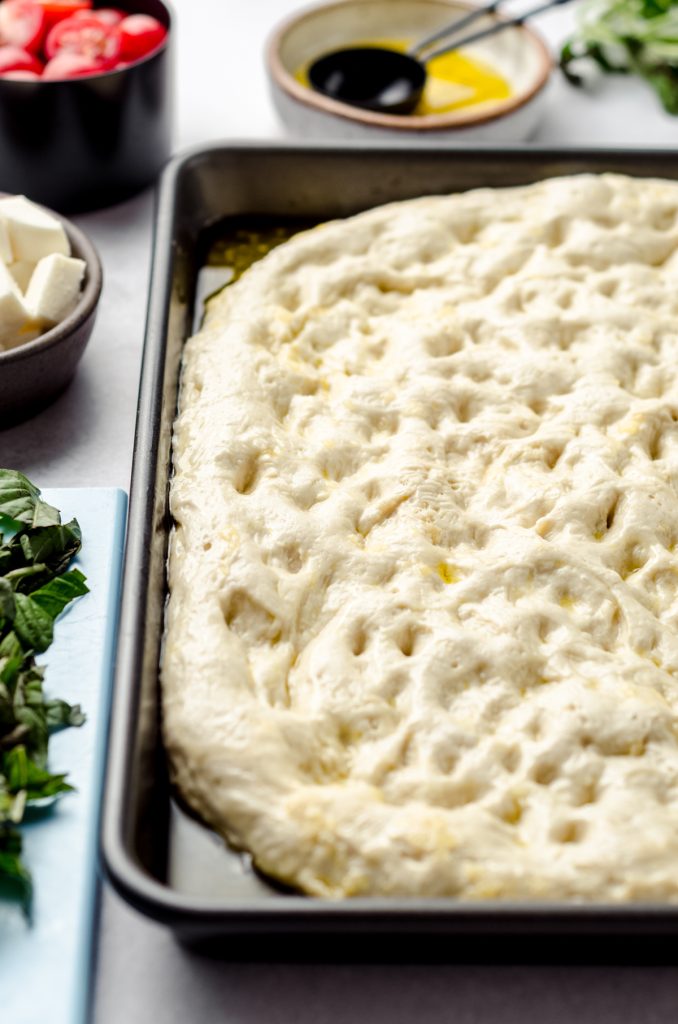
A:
42;48;105;76
0;42;42;72
45;13;120;65
73;6;123;25
36;0;91;30
0;0;46;54
118;13;165;62
0;2;169;78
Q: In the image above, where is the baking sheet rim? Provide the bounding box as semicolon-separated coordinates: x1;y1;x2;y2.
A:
101;140;678;934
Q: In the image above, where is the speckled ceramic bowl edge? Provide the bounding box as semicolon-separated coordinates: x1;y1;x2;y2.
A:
265;0;553;137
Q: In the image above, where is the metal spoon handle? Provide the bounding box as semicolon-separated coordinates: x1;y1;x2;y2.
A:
420;0;575;63
410;0;506;58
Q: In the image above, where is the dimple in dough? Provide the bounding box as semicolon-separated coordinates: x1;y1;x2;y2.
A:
164;174;678;900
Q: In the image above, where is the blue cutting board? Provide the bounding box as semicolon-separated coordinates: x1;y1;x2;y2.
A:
0;488;127;1024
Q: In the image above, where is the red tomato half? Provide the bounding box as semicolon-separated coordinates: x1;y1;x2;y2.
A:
118;13;165;62
45;13;120;64
0;42;42;72
42;48;105;76
73;6;123;25
0;0;46;54
36;0;91;30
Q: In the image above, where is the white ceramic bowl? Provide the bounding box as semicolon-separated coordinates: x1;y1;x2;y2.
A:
266;0;553;143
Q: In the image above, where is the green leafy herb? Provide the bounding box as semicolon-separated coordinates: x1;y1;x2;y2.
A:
561;0;678;114
0;470;88;918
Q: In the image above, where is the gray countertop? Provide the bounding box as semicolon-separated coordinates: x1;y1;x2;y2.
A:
4;1;678;1020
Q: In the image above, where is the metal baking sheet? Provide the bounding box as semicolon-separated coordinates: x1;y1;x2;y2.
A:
101;142;678;955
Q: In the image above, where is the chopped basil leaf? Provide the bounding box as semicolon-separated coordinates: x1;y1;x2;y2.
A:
0;470;87;917
561;0;678;114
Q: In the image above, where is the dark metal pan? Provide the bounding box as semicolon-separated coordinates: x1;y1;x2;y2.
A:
101;142;678;955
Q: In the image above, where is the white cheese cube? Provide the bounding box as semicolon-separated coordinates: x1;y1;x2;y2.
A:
0;217;12;264
0;260;29;348
24;253;86;326
0;195;70;263
7;259;36;293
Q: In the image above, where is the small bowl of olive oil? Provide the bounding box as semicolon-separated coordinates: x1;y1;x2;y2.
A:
266;0;552;142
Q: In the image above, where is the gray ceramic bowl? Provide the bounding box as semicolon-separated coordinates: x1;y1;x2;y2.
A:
0;204;102;428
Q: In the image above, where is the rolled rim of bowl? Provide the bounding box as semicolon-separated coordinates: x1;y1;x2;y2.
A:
0;206;103;366
266;0;553;131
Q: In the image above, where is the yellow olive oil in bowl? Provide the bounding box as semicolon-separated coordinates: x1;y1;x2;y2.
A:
296;37;512;114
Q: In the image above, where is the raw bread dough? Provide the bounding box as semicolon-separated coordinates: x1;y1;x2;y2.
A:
165;174;678;899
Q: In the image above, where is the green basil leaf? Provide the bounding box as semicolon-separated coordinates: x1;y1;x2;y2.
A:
13;593;54;654
0;519;82;593
641;62;678;111
0;471;88;912
0;824;32;915
0;470;60;530
0;631;22;661
30;569;89;621
561;0;678;114
0;578;15;623
0;470;42;526
31;501;62;529
17;519;82;578
45;699;85;730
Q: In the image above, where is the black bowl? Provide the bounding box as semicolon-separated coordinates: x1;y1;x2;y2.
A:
0;0;173;213
0;203;102;427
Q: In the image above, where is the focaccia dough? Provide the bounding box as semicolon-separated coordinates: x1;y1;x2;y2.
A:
164;174;678;899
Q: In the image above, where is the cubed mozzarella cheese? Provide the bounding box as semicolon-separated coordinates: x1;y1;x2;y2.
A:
0;260;29;348
7;260;36;293
0;195;70;263
0;217;12;264
24;253;86;326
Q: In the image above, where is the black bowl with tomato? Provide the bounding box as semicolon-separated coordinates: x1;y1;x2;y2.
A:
0;0;172;211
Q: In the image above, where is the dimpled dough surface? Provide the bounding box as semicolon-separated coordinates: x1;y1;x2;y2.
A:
164;174;678;900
